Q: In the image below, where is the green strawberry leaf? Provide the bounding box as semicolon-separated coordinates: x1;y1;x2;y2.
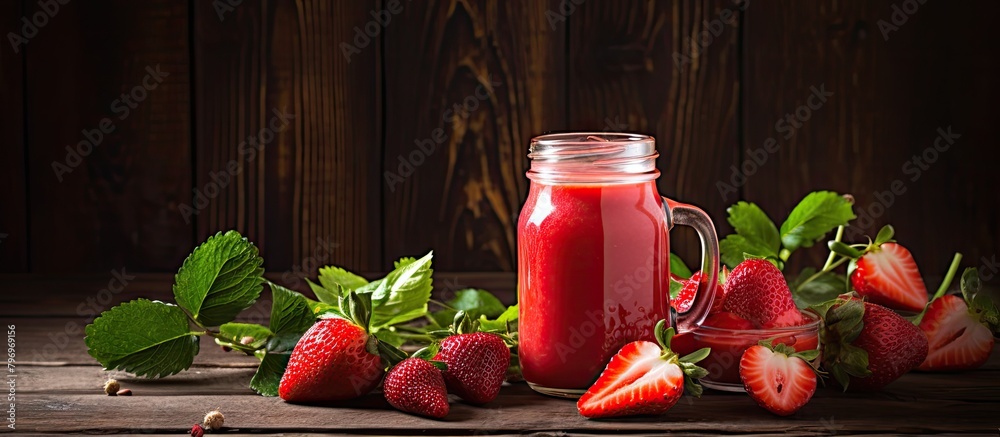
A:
268;282;316;336
790;268;847;309
318;266;369;294
433;289;507;326
668;275;685;301
669;253;693;279
173;230;265;327
373;329;406;348
719;201;782;268
85;299;201;378
368;252;434;328
218;323;272;350
779;191;856;252
479;304;519;332
306;278;340;305
874;224;895;245
250;352;290;396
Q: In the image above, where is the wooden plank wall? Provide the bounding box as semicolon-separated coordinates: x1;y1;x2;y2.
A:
0;0;26;272
0;0;996;277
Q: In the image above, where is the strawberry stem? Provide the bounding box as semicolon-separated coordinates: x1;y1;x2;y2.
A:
912;252;963;325
822;226;846;271
932;252;964;301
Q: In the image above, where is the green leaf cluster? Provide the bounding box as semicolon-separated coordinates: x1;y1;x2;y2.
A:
719;191;855;269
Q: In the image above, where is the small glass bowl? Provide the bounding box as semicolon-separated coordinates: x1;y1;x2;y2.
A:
691;310;822;392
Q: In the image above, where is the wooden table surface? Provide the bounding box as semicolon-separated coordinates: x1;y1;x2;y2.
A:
3;274;999;436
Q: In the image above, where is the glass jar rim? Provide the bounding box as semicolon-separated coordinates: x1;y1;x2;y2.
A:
527;132;658;184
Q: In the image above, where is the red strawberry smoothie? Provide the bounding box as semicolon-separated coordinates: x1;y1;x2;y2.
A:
517;181;670;392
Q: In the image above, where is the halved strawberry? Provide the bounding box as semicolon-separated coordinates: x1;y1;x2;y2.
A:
577;321;709;418
851;242;928;313
918;295;994;371
740;340;820;416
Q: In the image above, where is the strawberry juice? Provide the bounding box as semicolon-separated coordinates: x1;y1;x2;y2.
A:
517;133;720;397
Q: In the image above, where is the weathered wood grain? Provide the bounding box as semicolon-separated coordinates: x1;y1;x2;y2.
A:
23;0;192;273
18;366;258;396
742;1;1000;271
193;0;383;273
382;0;566;272
14;367;1000;434
0;0;27;273
567;0;741;266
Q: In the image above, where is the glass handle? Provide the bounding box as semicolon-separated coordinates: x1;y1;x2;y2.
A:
662;197;720;334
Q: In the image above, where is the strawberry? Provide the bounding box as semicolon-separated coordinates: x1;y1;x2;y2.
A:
722;259;797;328
432;332;510;404
670;268;729;315
851;242;928;313
821;296;928;391
918;295;995;371
383;358;450;419
279;292;399;403
703;311;755;330
739;340;820;416
761;307;808;329
670;272;699;313
710;266;730;314
577;320;709;418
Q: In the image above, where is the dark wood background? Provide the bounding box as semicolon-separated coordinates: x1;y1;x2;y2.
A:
1;0;997;281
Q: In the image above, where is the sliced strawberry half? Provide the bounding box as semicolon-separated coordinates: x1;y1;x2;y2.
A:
577;321;709;419
740;340;820;416
918;295;994;371
851;242;928;313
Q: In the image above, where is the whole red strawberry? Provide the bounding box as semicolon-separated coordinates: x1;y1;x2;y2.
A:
822;296;928;391
433;332;510;404
577;320;708;418
279;292;389;403
722;259;798;327
383;358;450;419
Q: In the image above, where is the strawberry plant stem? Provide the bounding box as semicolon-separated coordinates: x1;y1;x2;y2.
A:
932;253;964;301
799;256;849;288
913;252;963;325
822;226;846;271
